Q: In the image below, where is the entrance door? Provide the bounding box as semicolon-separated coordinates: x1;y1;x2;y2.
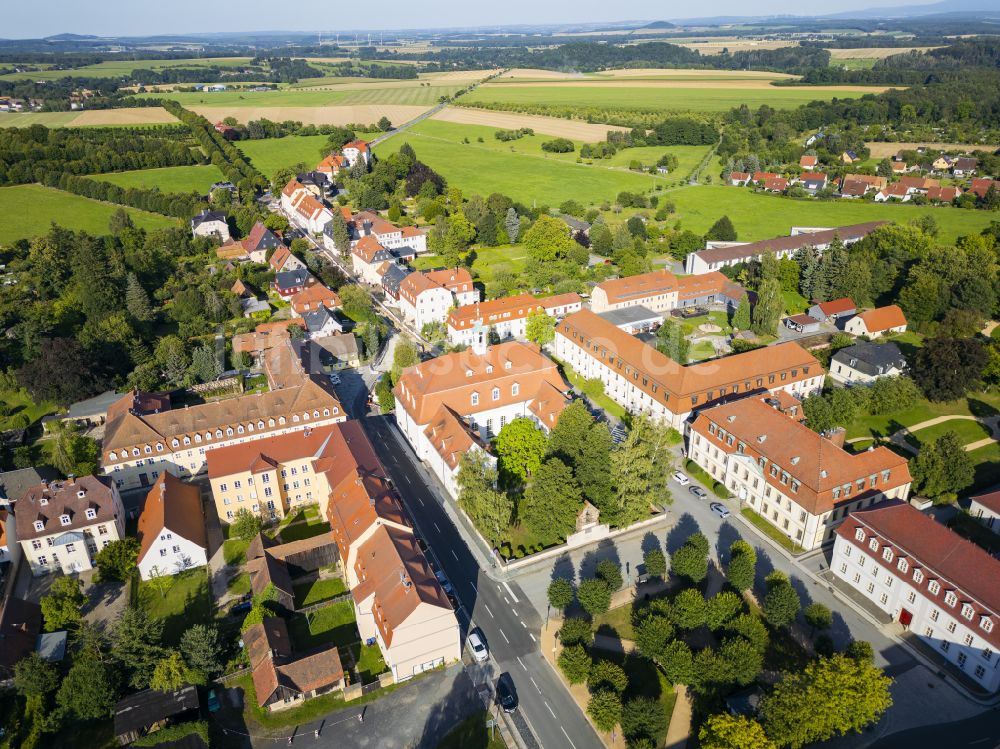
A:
138;473;149;487
899;608;913;627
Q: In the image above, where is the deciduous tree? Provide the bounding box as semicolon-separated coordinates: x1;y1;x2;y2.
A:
94;538;139;582
727;540;757;592
494;418;548;487
577;578;612;617
706;591;744;630
620;696;668;748
643;548;667;579
671;532;709;584
588;660;628;694
548;577;575;613
57;650;118;721
559;617;593;647
525;309;556;346
763;572;801;629
558;644;592;684
588;690;623;732
699;714;775;749
522;215;576;261
40;575;86;631
521;457;582;545
607;415;672;526
670;589;708;630
231;508;263;542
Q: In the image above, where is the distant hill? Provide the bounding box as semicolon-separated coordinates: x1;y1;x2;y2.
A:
43;33;102;41
821;0;1000;18
642;21;678;29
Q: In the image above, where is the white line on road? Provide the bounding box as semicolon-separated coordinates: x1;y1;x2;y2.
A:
499;628;510;644
503;597;509;605
433;522;442;533
530;677;540;694
451;550;459;561
417;497;424;506
484;604;494;618
516;656;526;670
402;475;411;484
545;701;556;718
520;620;527;629
561;726;578;749
502;581;520;603
470;582;478;593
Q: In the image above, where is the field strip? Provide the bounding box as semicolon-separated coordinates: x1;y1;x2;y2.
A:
432;106;630;140
497;67;797;80
190;104;429;126
828;47;941;59
866;141;997;157
482;80;895;92
70;107;179;125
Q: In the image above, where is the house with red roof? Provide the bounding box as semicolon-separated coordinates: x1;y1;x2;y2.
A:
729;171;751;186
398;268;479;330
875;183;912;202
844;305;907;337
926;186;963;204
808;297;856;322
970;490;1000;533
269;245;306;274
342;140;371;167
135;473;207;581
800;154;818;170
763;176;788;193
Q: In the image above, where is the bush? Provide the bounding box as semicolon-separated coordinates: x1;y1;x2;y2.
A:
541;138;575;153
559;617;594;647
558;644;592;684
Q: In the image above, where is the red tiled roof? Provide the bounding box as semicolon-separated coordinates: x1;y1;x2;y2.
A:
817;297;855;316
752;172;777;182
282;180;305;198
448;294;542;330
730;171;750;181
538;292;583;310
353;235;386;263
136;472;206;564
764;177;788;191
856;305;907;333
15;475;118;541
800;155;818;167
972;490;1000;515
926;186;962;202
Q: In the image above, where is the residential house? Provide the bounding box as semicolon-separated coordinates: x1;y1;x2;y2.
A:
752;171;778;184
927;186;963;203
875;183;912;202
269;245;306;274
808;298;856;322
316;153;345;177
685;222;885;275
554;310;823;430
932;155;954;172
0;598;41;679
0;506;16;566
446;294;543;347
242;222;283;263
891;161;909;174
113;685;200;745
844;305;908;337
539;292;583;318
898;176;940;194
763;176;788;193
953;157;979;177
591;269;746;314
274;269;313;300
0;467;58;505
291;284;341;317
394;341;570;494
830;341;906;385
190;210;230;242
244;618;345;711
969;491;1000;532
214;120;239;138
216;241;248;261
301;307;344;339
838;179;869;198
831;501;1000;693
241;297;271;318
296;171;329;197
350;235;417;286
330;210;429;256
841;151;860;164
280;180;334;234
729;172;751;186
783;314;821;334
342;140;371;167
689;395;911;550
16;475;125;576
314;333;360;369
398;268;479;331
558;214;591;238
799;173;828;193
800;155;818;170
843;174;887;192
969;179;1000;199
381;263;413;301
135;472;208;581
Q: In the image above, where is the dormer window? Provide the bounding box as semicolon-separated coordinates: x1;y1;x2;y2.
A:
215;429;223;438
279;417;286;425
897;558;909;574
961;604;975;620
144;445;152;454
868;538;879;552
77;490;86;499
928;580;940;595
132;448;140;457
33;520;44;532
914;569;924;584
881;547;894;563
492;387;500;401
226;427;234;436
465;369;473;378
258;420;265;429
982;617;994;633
237;425;244;434
486;365;493;374
183;436;191;445
171;439;179;448
59;514;71;526
39;497;48;506
505;361;512;369
512;383;520;397
85;508;96;520
156;443;164;451
471;392;479;406
944;591;958;607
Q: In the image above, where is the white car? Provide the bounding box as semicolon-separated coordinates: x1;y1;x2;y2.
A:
468;630;489;663
672;471;690;486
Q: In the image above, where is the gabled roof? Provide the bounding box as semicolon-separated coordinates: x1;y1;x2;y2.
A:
15;475;117;541
191;210;226;229
0;598;41;672
137;473;207;564
302;306;338;334
800;155;818;167
763;176;788;191
275;269;311;291
282;179;306;198
691;222;886;266
243;222;282;252
291;284;340;310
113;685;199;737
816;297;856;316
855;305;907;333
972;490;1000;515
353;235;388;264
422;405;483;471
831;341;906;376
448;294;542;330
0;467;58;503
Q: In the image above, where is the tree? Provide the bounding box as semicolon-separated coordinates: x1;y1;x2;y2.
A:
910;431;975;499
845;640;875;663
590;223;613;256
634;611;675;662
671;532;709;584
456;451;513;546
150;653;193;691
16;337;108;406
546;403;613;510
912;337;987;402
727;540;757;592
522;215;576;261
659;640;695;685
595;559;623;593
731;295;751;330
40;575;86;631
706;591;744;630
559;617;594;647
655;318;690;364
706;215;737;241
589;690;623;732
620;696;668;748
525;309;556;346
729;614;770;654
505;207;521;243
94;538;139;582
763;571;801;629
189;343;222;384
494;418;547;487
577;578;612;617
391;336;419;385
607;416;672;526
760;655;893;749
230;508;263;542
699;714;775;749
125;272;154;323
670;588;707;630
113;606;166;688
377;115;393;131
643;548;667;579
50;425;100;477
548;577;575;613
521;457;581;545
14;652;60;698
719;637;764;686
752;277;783;336
328;211;351;257
804;603;833;634
558;644;592;684
57;651;118;720
154;336;189;386
180;624;222;679
589;660;628;694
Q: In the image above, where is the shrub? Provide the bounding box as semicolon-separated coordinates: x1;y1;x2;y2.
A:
559;617;594;647
558;644;592;684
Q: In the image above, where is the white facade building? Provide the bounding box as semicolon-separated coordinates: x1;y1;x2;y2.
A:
136;473;208;581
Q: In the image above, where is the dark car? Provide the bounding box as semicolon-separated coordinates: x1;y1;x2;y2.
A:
417;538;428;553
688;485;708;499
230;600;252;616
496;673;518;713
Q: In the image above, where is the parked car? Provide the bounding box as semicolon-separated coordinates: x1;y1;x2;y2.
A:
447;593;459;610
435;569;454;594
710;502;731;519
207;689;220;713
688;485;708;499
496;673;518;713
416;538;428;553
468;630;489;663
230;600;252;615
329;373;341;385
672;471;690;486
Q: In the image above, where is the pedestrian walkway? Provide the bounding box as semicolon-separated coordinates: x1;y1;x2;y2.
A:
664;684;692;749
846;414;1000;455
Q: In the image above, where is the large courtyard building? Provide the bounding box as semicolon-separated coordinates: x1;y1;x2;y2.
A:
590;270;747;315
688;395;911;550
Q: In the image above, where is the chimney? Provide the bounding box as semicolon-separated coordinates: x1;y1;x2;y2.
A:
823;427;846;449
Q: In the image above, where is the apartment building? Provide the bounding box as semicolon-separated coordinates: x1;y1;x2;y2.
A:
554;310;823;430
591;270;746;315
16;475;125;576
446;292;582;347
398;268;479;330
688;395;911;550
832;502;1000;693
324;210;428;257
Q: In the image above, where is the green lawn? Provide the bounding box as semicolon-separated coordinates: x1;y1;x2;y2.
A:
554;357;628;421
845;393;1000;441
355;643;389;684
288;600;358;650
277;516;332;543
293;577;348;608
412;244;530;280
375;120;667;207
435;711;508;749
94;164;226;194
968;441;1000;492
668;186;996;244
223;538;249;566
741;507;805;554
236;135;330;178
592;604;637;641
227;572;251;596
0;388;58;431
0;112;82;128
0;184;178;241
464;82;884;113
906;419;994;448
688;340;718;361
137;568;212;645
136;84;461;108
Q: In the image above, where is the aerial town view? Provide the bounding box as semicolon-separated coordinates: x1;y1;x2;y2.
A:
2;0;1000;747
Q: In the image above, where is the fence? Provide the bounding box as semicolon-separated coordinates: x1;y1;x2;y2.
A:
296;590;352;615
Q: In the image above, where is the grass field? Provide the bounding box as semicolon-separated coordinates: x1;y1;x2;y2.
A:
137;84;461;108
0;108;180;128
95;164;226;193
0;57;253;81
905;419;994;448
669;185;996;244
137;568;212;645
288;600;358;651
236;134;329;176
0;184;178;241
846;393;1000;441
0;388;58;431
464;82;887;113
376;120;668;206
293;577;348;608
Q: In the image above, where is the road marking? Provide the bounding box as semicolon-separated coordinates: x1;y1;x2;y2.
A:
517;656;526;670
451;550;459;561
403;475;411;485
433;522;442;533
484;604;494;618
529;632;536;642
503;597;509;604
470;582;478;593
499;628;510;644
530;677;541;693
520;620;527;629
561;726;578;749
545;701;556;718
502;581;520;603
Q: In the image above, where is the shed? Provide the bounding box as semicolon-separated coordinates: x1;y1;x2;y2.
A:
597;305;663;334
783;314;821;334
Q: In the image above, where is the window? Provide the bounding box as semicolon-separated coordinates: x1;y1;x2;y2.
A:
983;648;993;662
855;528;866;542
897;558;909;574
172;545;180;553
234;480;242;489
37;556;47;566
219;483;228;492
924;627;934;638
880;593;888;605
33;520;44;532
964;634;974;647
907;591;916;604
931;609;940;622
947;622;957;634
941;641;950;653
840;563;848;574
853;573;861;583
844;545;852;558
471;392;479;406
944;591;958;607
858;556;866;567
928;580;940;595
512;383;520;397
98;525;108;535
914;570;925;584
869;537;879;552
59;515;70;526
85;508;96;520
975;665;987;680
31;540;42;550
867;582;875;594
882;547;894;563
160;548;167;557
957;652;967;668
962;604;975;620
982;618;994;633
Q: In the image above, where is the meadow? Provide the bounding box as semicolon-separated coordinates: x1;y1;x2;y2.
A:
236;132;381;177
0;57;253;82
0;107;178;128
136;83;461;108
94;164;227;193
0;184;178;241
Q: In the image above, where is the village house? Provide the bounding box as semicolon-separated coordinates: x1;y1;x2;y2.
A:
763;176;788;193
301;307;344;339
554;310;823;430
841;150;860;164
689;395;911;550
16;475;125;576
830;341;907;385
932;155;954;172
296;171;329;198
953;157;979;177
135;472;208;581
591;269;747;315
291;284;341;317
842;174;887;192
243;222;283;264
969;490;1000;532
875;183;912;203
844;305;908;337
350;235;417;285
314;333;361;369
898;176;940;194
831;501;1000;693
280;180;334;235
799;173;828;193
729;172;751;186
891;161;910;174
190;210;230;242
927;186;963;203
838;179;869;199
342;140;371;167
685;222;885;275
316;153;345;177
807;297;856;323
752;172;778;184
269;245;306;274
274;269;313;300
800;154;818;170
969;179;1000;199
327;210;429;257
398;268;479;331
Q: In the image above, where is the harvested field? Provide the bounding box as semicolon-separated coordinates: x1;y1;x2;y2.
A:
677;40;798;54
866;141;997;158
484;79;892;92
190;104;428;126
828;47;940;59
496;67;796;81
432;106;629;140
497;68;589;81
420;69;499;82
71;107;178;125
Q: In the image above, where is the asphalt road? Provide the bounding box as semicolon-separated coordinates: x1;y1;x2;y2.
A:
363;415;604;749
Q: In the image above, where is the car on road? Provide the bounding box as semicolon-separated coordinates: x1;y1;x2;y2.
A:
416;537;428;553
447;592;459;610
435;569;453;594
207;689;220;713
496;673;518;713
468;630;489;663
709;502;731;519
688;485;708;499
672;471;690;486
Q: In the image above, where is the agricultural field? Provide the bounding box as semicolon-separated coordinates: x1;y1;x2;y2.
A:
236;132;381;177
375;119;672;206
0;184;178;241
432;105;629;140
464;80;892;113
865;141;996;158
827;47;940;60
668;185;997;244
0;57;253;81
0;107;178;128
495;68;797;82
191;104;427;127
136;83;461;108
94;164;227;193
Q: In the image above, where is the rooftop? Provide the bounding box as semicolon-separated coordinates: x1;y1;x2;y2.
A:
136;472;207;564
15;475;118;541
691;222;886;266
854;305;907;333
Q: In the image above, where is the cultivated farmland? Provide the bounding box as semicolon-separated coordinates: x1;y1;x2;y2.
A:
94;164;227;193
137;84;461;108
431;106;630;140
0;184;178;241
191;105;427;127
0;107;178;128
0;57;253;81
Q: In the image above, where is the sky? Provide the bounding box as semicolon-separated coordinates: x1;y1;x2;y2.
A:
5;0;933;39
